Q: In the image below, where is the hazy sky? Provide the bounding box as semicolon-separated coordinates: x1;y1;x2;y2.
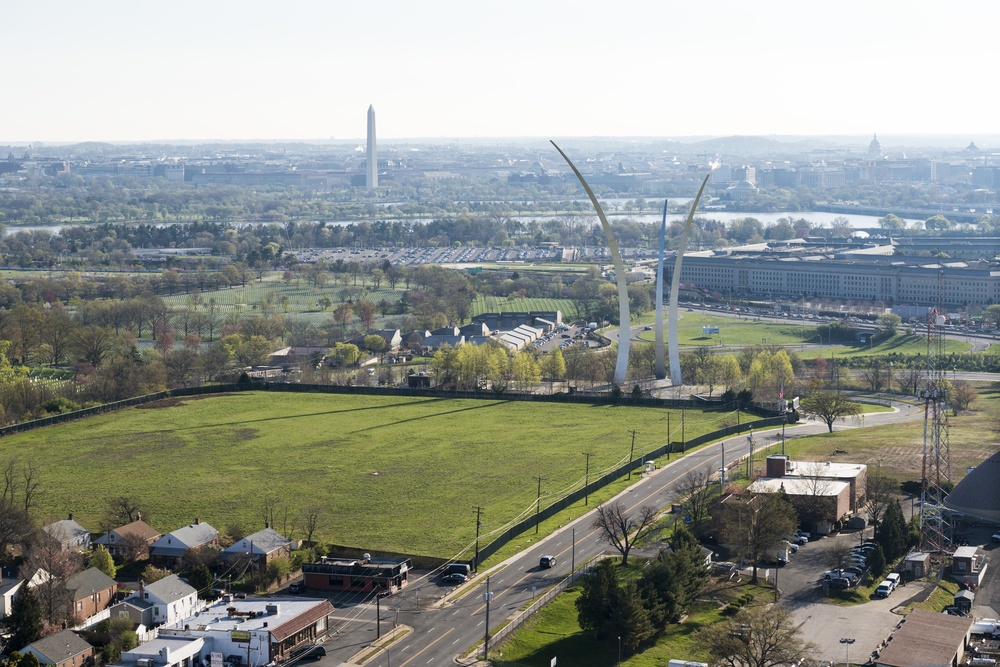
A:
3;0;997;142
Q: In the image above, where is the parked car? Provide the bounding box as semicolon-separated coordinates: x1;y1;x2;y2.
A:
829;577;851;590
875;580;894;598
789;534;808;546
290;645;325;661
442;572;468;584
992;532;1000;543
795;529;812;540
885;573;901;589
288;581;304;594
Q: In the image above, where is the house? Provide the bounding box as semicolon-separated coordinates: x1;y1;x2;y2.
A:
221;526;292;566
41;515;91;552
66;568;118;624
149;519;219;567
951;546;988;588
108;597;155;629
126;575;199;626
302;555;410;595
22;629;94;667
148;597;336;665
1;574;24;620
93;519;160;560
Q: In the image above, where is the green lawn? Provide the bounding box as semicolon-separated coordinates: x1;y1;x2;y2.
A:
471;296;581;321
2;392;744;557
498;582;763;666
634;313;814;348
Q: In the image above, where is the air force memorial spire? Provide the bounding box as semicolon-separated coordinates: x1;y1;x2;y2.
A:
366;105;378;189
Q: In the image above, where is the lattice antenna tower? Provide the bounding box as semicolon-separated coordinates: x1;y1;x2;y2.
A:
918;283;952;552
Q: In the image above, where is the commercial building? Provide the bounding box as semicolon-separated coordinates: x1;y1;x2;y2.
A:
302;555;411;595
764;456;867;512
875;608;972;667
144;597;335;667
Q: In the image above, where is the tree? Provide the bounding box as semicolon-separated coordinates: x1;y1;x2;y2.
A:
139;564;171;584
107;496;145;524
363;334;386;358
102;613;138;663
21;537;80;626
89;544;117;578
877;312;902;336
592;502;658;566
540;348;567;391
299;505;323;546
796;463;835;529
182;564;213;599
865;471;897;537
7;587;43;650
677;465;717;536
950;380;977;415
869;543;887;578
694;604;817;667
718;492;797;583
576;559;619;640
877;499;907;561
799;390;862;432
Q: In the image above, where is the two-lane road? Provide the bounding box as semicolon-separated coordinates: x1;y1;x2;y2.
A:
323;400;924;667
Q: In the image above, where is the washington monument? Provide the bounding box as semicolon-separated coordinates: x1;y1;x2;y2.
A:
366;105;378;189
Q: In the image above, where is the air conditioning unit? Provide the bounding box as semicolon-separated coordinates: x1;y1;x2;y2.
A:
138;659;153;667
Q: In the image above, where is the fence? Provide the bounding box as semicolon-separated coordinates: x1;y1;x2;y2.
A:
0;380;788;566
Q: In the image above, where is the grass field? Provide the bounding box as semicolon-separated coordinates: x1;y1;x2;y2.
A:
470;296;581;321
2;392;748;558
497;579;765;666
784;384;1000;484
635;313;814;348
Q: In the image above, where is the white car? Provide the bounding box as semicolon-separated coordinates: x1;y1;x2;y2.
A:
993;532;1000;543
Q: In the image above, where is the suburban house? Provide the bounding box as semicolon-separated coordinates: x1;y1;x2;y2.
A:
41;515;91;552
302;555;411;595
125;575;199;626
108;597;155;629
1;575;23;620
66;568;118;624
145;597;336;665
149;519;219;567
22;629;94;667
93;519;161;560
221;526;292;566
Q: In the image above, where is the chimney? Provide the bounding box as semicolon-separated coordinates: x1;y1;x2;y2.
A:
139;580;145;598
194;517;200;525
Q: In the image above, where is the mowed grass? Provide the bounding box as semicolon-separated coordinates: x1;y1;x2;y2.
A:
635;313;813;348
1;392;742;557
471;296;581;320
783;384;1000;483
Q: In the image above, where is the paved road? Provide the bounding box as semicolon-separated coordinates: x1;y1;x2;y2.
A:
311;400;925;667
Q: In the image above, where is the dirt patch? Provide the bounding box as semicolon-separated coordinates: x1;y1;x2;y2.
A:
137;398;185;409
233;428;259;441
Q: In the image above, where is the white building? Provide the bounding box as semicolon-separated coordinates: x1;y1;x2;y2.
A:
127;575;200;626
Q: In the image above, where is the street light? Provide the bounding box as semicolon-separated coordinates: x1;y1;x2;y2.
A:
888;361;893;393
618;636;622;667
840;637;855;667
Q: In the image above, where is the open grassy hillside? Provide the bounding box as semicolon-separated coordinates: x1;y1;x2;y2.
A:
3;392;743;557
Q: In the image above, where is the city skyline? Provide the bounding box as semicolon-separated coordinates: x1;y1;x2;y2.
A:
3;0;998;143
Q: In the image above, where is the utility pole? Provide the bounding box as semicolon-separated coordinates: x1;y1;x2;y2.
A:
376;592;381;639
681;408;686;451
483;576;493;661
666;413;671;460
534;476;546;534
582;452;594;505
571;527;576;583
720;441;726;492
473;506;484;571
627;430;638;480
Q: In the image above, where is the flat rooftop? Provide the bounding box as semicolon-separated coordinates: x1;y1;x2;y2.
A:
784;460;866;479
161;598;327;634
748;477;850;497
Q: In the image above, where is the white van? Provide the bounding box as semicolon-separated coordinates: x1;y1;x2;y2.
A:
875;580;893;598
885;573;901;589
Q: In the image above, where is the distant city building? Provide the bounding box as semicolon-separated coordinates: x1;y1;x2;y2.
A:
366;105;378;189
868;133;883;158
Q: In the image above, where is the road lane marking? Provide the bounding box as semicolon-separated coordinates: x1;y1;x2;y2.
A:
398;627;454;667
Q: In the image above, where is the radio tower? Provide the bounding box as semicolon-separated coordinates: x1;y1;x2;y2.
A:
919;299;952;552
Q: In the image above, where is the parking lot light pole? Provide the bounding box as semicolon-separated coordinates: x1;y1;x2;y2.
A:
840;637;855;667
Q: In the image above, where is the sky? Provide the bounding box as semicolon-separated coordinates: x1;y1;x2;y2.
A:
3;0;998;143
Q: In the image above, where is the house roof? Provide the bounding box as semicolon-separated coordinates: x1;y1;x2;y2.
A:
41;519;90;545
141;574;197;604
876;609;972;667
0;578;24;598
270;599;336;643
151;521;218;553
114;519;160;542
66;568;116;600
223;527;291;556
25;629;92;663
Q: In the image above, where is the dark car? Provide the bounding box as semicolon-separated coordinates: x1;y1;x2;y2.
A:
829;577;851;590
442;572;468;584
539;555;556;568
288;581;304;593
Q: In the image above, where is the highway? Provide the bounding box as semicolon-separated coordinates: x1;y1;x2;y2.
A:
317;399;925;667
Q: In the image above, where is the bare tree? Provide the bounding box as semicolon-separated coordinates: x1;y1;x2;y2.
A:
677;465;717;536
694;604;818;667
107;496;145;524
865;471;897;537
718;493;797;583
21;537;81;626
118;532;152;564
299;506;324;547
592;502;658;566
796;462;834;529
859;362;886;393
